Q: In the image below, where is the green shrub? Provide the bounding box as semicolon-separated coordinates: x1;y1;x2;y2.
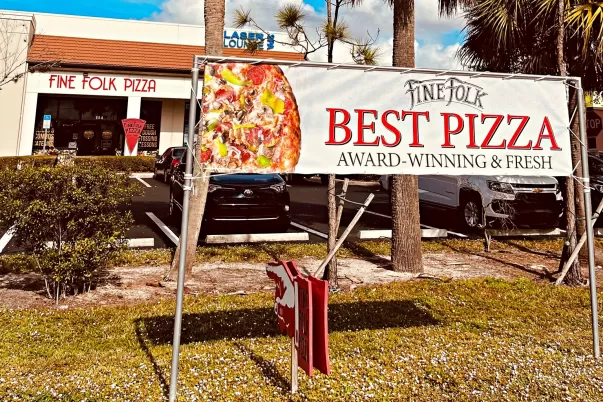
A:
0;156;57;170
0;156;155;172
0;164;142;303
74;156;155;172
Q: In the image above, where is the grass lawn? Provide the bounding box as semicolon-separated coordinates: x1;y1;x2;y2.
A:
1;278;602;401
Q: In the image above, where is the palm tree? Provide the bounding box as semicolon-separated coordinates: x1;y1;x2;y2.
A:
364;0;474;273
167;0;226;281
458;0;603;284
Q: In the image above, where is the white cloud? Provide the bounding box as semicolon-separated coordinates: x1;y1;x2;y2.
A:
151;0;465;68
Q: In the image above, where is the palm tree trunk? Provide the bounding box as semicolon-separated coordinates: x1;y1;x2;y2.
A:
555;0;582;285
390;0;423;273
169;0;224;280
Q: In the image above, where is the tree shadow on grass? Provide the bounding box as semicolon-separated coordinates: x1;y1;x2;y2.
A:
443;243;557;281
135;300;438;398
505;240;561;259
343;241;391;269
136;300;439;347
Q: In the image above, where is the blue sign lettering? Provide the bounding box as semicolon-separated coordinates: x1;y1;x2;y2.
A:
222;31;275;51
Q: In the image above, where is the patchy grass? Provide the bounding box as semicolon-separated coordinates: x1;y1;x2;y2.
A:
0;279;602;400
0;238;591;272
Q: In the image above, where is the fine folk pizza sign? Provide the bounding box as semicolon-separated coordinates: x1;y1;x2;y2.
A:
266;261;331;383
200;63;573;176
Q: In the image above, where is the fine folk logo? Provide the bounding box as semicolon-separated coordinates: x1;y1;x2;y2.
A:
405;77;488;110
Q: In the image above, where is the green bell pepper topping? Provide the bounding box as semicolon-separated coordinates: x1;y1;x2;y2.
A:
222;69;249;86
265;137;278;148
207;120;219;132
257;155;272;168
260;89;285;114
214;138;228;157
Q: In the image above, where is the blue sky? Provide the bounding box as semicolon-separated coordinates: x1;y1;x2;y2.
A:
0;0;162;20
0;0;463;46
0;0;465;68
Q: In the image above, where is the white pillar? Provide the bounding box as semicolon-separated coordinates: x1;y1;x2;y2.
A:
18;92;38;156
124;96;142;156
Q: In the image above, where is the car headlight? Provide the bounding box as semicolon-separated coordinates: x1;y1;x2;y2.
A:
208;184;222;193
270;183;286;193
487;181;514;194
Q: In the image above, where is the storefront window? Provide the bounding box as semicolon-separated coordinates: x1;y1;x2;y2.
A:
139;100;162;154
34;95;127;156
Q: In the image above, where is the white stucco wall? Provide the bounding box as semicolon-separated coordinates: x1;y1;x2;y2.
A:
159;99;186;154
1;9;293;52
0;12;35;156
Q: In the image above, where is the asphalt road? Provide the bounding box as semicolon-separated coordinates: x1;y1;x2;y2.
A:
0;176;463;252
129;176;399;247
128;176;469;247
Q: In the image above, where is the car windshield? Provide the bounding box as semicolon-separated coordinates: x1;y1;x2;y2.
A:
589;156;603;176
172;148;185;158
210;173;281;184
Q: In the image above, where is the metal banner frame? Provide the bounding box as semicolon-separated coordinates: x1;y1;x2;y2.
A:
167;55;601;401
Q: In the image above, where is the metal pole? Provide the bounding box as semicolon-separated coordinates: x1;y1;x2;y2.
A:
168;59;200;401
577;79;600;359
314;193;374;277
42;128;47;153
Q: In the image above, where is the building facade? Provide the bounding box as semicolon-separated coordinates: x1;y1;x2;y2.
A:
0;10;304;157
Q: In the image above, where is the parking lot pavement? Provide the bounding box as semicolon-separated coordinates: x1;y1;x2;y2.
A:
129;176;472;246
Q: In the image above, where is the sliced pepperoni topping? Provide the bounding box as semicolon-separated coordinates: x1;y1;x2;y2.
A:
247;66;266;86
216;121;232;134
215;88;235;103
200;149;212;163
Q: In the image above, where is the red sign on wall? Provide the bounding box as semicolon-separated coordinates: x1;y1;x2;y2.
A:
122;118;146;154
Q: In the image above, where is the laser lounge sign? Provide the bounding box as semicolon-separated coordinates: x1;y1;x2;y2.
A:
200;63;573;176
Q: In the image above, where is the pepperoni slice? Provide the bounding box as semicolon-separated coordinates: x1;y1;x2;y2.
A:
200;149;212;163
240;150;251;163
215;88;235;103
247;66;266;86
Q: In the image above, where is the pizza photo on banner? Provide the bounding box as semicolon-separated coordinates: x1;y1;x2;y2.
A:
201;62;572;176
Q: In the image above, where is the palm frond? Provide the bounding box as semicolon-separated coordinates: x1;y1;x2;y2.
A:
438;0;477;17
275;4;307;29
566;1;603;60
233;8;252;28
323;20;351;42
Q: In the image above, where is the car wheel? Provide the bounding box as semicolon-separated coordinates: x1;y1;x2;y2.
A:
460;195;483;232
164;171;170;184
275;217;291;233
153;167;158;180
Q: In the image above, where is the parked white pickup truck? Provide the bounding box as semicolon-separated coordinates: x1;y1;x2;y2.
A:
379;175;563;230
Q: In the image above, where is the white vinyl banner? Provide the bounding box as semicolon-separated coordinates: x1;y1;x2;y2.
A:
200;63;572;176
